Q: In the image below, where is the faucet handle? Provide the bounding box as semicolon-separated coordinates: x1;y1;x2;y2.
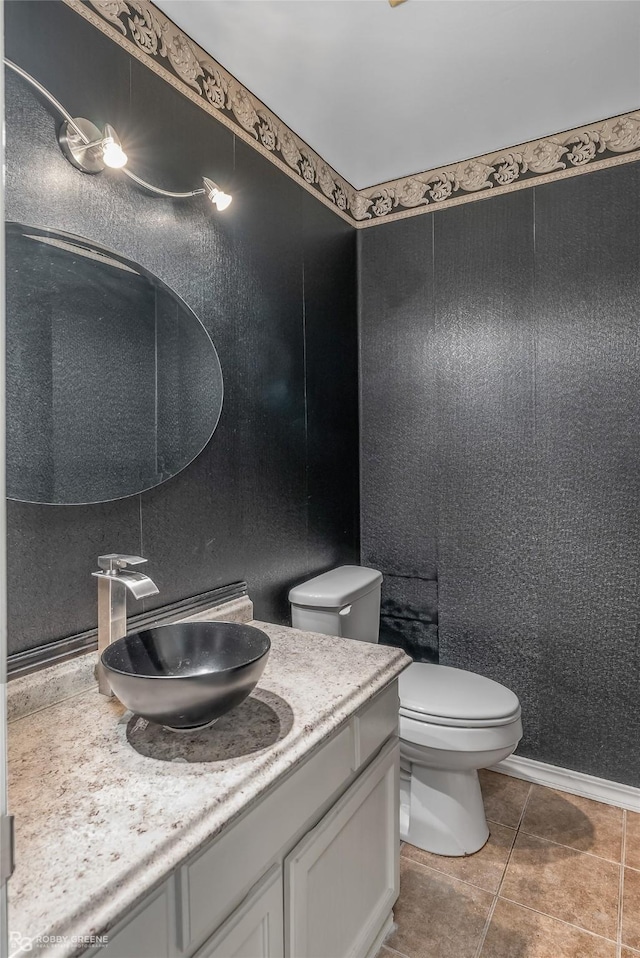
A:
97;554;148;573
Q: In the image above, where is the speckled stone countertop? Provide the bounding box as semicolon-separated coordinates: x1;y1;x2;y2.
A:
8;620;409;957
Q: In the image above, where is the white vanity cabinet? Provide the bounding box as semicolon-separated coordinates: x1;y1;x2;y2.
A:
87;681;399;958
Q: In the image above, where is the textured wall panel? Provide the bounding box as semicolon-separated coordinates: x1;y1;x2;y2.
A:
359;215;437;580
358;215;440;663
224;134;308;625
360;161;640;783
5;0;359;654
534;165;640;784
302;195;360;575
433;192;540;754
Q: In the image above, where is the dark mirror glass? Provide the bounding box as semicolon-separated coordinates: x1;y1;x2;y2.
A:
6;223;223;504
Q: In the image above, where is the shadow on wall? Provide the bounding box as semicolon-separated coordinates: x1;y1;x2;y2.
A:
379;573;439;662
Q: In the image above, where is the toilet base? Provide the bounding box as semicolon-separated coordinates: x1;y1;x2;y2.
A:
400;764;489;856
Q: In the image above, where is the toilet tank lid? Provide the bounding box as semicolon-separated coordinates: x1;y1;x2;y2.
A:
289;566;383;609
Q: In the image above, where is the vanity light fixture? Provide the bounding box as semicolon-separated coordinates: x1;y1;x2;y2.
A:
4;57;232;211
59;118;128;172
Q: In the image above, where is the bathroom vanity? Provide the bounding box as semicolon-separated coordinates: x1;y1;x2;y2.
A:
7;604;409;958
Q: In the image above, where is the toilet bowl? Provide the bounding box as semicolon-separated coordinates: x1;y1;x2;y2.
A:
289;566;523;857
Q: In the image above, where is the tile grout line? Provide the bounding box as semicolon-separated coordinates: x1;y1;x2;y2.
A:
514;779;627;864
397;852;498;895
618;809;627;958
493;782;533;890
515;781;534;830
473;895;498;958
494;783;531;897
473;782;534;958
494;896;620;945
516;826;627;865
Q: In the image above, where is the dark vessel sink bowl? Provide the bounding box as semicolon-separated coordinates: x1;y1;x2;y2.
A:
101;622;271;731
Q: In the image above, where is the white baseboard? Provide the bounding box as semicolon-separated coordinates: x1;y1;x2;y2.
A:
490;754;640;813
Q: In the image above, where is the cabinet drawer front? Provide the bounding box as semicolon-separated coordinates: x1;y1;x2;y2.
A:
285;739;399;958
185;723;354;949
84;881;175;958
195;866;283;958
353;682;399;771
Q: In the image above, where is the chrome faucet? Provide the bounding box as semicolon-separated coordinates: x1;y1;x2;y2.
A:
93;554;160;696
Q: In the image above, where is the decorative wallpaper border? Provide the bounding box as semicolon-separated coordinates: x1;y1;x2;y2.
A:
357;118;640;228
64;0;640;228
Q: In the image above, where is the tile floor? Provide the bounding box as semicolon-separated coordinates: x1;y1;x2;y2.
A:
382;770;640;958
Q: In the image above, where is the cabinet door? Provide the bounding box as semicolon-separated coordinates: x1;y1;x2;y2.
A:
196;865;283;958
285;739;399;958
84;881;176;958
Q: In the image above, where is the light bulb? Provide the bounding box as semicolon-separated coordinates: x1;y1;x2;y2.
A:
213;191;232;211
102;139;127;169
202;177;232;211
101;125;127;169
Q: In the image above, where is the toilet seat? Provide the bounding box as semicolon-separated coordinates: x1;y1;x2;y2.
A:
400;711;523;756
399;663;521;729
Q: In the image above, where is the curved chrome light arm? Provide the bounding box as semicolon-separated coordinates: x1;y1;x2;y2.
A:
4;58;89;143
122;167;205;199
3;57;231;209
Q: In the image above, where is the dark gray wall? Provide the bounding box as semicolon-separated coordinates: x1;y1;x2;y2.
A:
359;164;640;785
6;0;359;657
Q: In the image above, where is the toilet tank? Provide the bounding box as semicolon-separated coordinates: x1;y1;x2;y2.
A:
289;566;383;643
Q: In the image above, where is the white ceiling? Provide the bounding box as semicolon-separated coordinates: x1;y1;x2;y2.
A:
154;0;640;190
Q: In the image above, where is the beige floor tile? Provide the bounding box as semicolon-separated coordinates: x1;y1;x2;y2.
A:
388;858;493;958
622;867;640;950
401;823;516;893
500;832;620;939
622;950;640;957
379;948;410;958
479;770;531;828
479;899;617;958
521;785;623;861
626;812;640;870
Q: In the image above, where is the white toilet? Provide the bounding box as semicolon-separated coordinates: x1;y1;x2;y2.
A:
289;565;523;857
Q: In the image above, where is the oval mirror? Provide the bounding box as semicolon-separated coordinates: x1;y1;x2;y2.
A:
6;223;223;504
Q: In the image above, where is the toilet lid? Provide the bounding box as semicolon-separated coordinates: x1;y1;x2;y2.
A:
399;663;520;726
